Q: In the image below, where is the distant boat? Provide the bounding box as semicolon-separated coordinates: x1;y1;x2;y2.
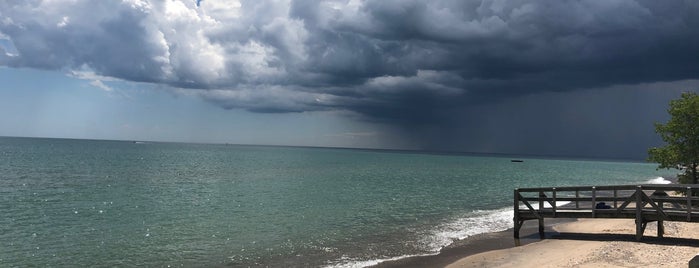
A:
511;159;524;163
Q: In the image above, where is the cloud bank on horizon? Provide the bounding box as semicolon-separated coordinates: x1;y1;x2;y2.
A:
1;0;699;157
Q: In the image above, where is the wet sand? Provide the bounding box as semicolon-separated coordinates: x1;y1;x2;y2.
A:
372;219;571;268
373;217;699;268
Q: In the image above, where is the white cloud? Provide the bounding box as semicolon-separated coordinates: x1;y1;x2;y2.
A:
68;68;119;82
56;16;70;28
89;80;113;92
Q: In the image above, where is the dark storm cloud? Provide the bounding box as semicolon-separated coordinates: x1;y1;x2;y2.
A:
407;82;699;159
1;0;699;157
323;0;699;121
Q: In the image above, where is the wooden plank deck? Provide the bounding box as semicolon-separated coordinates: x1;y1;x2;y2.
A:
514;184;699;241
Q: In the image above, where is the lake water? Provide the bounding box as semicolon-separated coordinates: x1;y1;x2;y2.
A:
0;137;675;267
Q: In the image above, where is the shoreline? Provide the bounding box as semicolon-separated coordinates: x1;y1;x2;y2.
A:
373;178;684;268
371;219;573;268
374;216;699;268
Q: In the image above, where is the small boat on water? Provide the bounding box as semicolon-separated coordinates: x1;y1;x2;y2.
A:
511;159;524;163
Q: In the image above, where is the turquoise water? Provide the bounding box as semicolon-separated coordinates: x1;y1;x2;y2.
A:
0;137;676;267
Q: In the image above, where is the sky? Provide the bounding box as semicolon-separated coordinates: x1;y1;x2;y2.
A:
1;0;698;159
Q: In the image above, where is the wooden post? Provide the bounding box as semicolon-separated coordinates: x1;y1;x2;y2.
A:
514;189;520;240
688;187;693;222
591;187;596;218
552;187;557;217
655;191;664;238
538;191;545;239
538;217;545;239
636;186;644;241
613;189;618;208
539;191;544;210
575;190;579;209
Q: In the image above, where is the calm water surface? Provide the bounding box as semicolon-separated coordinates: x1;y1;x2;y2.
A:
0;137;675;267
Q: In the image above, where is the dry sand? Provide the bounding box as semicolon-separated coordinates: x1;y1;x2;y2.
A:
446;218;699;267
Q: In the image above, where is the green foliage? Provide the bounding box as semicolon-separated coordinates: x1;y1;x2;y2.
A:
677;173;693;184
648;92;699;184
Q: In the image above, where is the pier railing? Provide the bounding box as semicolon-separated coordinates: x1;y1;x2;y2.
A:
514;184;699;241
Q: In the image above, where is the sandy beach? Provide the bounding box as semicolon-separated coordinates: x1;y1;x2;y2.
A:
447;218;699;267
375;207;699;268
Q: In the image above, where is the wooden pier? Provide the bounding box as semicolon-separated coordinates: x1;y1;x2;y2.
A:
514;184;699;241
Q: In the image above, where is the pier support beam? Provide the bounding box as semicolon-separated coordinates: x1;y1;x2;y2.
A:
635;186;644;241
538;218;545;239
514;219;523;246
514;219;523;239
513;188;524;246
636;220;647;241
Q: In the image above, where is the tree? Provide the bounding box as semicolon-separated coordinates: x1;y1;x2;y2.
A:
648;92;699;184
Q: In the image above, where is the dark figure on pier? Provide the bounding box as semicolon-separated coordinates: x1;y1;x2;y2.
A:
595;202;611;209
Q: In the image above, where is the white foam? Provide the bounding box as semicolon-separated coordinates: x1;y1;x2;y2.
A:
324;207;519;268
420;207;514;252
323;253;435;268
647;176;672;184
426;202;572;253
327;204;582;268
